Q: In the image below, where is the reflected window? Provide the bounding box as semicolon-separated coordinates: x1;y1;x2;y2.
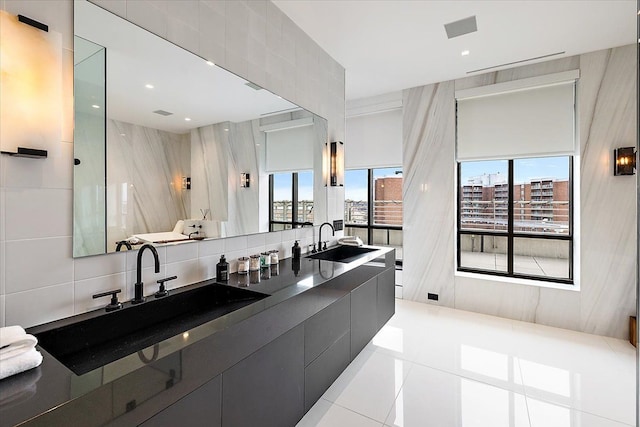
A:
269;171;313;231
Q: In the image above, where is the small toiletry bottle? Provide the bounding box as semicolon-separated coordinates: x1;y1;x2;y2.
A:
216;255;229;282
292;241;301;260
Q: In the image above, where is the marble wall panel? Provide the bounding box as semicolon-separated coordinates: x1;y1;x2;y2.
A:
190;123;229;224
107;119;190;250
402;82;456;306
402;45;637;338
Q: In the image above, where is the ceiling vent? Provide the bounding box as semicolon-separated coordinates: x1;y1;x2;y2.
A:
245;82;263;91
444;15;477;39
153;109;173;116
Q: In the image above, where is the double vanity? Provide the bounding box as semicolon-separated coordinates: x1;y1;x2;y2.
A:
0;245;396;427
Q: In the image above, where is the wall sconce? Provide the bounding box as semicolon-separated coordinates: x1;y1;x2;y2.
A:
613;147;636;176
182;176;191;190
241;173;250;188
325;141;344;187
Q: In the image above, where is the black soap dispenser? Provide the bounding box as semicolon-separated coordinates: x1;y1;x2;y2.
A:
216;255;229;282
292;240;301;260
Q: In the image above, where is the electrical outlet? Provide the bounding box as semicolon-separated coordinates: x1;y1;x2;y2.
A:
333;220;344;231
428;293;439;301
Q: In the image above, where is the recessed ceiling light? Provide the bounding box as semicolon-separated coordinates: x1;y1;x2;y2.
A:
224;128;229;132
145;84;154;89
461;50;470;56
206;60;215;66
120;133;126;136
185;117;191;121
91;104;100;109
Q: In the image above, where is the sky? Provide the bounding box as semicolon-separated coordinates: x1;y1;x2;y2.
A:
273;158;565;202
345;167;401;201
460;157;569;185
273;170;313;201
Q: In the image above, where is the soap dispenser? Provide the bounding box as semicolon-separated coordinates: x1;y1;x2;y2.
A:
292;240;301;260
216;255;229;282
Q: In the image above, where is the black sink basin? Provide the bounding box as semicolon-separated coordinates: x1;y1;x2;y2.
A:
29;284;267;375
306;245;378;263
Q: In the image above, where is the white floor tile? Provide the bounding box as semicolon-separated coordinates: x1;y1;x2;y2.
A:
322;350;412;423
299;299;637;427
296;399;383;427
384;363;530;427
526;396;635;427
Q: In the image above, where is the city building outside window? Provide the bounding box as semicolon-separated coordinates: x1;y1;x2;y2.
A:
345;167;403;263
269;171;313;231
457;156;573;283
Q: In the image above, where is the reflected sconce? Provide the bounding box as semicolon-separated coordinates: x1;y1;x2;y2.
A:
182;176;191;190
324;141;344;187
241;173;250;188
613;147;636;176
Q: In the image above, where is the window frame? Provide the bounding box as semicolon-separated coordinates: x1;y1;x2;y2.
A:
344;167;403;265
456;157;574;285
269;171;313;231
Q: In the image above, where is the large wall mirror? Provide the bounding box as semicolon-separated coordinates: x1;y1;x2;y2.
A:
73;1;328;258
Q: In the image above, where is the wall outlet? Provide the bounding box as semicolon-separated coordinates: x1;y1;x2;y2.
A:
333;220;344;231
427;293;439;301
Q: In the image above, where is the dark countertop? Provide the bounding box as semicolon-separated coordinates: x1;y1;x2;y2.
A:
0;246;395;427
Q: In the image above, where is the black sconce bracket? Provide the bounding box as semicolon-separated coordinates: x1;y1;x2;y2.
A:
1;147;48;159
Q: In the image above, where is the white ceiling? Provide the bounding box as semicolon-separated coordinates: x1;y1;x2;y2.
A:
273;0;637;101
75;1;297;134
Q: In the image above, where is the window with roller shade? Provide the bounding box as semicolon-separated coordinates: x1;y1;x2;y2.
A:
455;71;577;284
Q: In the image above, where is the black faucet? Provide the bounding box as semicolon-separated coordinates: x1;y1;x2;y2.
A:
115;240;132;251
132;244;159;304
318;222;334;251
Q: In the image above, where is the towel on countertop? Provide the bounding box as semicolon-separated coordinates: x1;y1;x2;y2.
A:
0;326;38;361
0;348;43;381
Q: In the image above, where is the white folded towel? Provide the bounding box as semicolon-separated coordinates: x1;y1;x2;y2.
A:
0;326;38;361
0;348;43;381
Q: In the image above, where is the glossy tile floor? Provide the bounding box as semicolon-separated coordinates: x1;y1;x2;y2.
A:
297;299;637;427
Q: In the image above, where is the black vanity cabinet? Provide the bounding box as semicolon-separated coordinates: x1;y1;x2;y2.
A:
1;249;396;427
221;325;305;427
350;276;380;360
139;376;222;427
303;294;351;411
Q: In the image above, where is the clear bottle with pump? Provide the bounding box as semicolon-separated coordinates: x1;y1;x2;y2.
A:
216;255;229;282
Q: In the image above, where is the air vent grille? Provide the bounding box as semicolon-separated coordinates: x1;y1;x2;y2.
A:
153;110;173;116
245;82;263;91
444;16;477;39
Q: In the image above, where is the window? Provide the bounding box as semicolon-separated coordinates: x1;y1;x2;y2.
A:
345;167;403;263
457;156;573;283
269;171;313;231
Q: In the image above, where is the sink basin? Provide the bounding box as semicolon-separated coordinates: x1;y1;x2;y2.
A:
29;284;267;375
306;245;378;263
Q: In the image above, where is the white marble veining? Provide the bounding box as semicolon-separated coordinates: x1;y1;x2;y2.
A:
402;81;456;306
191;122;229;224
107;119;190;252
402;45;637;339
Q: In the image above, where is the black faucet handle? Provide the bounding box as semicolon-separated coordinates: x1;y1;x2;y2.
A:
155;276;177;298
93;289;123;312
322;241;328;250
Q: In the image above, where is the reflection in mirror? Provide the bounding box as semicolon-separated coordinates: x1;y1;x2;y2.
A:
73;1;327;257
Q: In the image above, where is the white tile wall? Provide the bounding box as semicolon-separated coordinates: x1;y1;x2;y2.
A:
5;283;74;328
0;0;345;329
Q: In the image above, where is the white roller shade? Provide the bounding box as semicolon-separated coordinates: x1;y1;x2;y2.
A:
265;125;314;172
345;108;403;169
456;72;577;161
